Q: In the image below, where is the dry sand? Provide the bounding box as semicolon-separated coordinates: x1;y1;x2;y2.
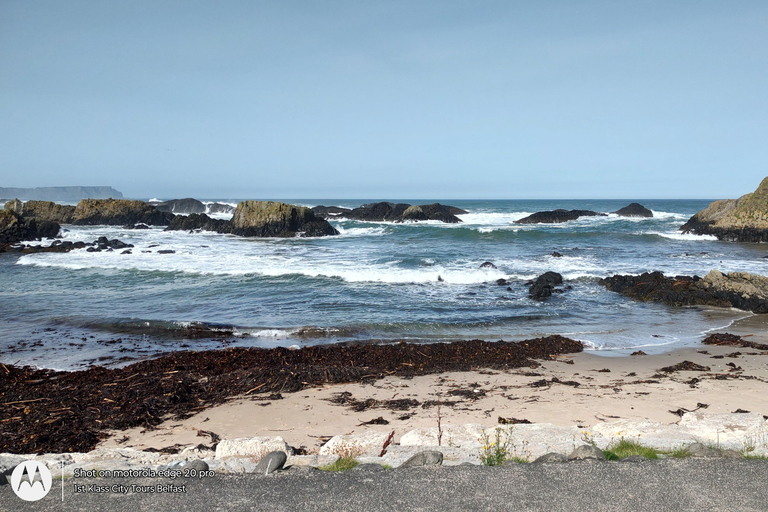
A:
100;314;768;453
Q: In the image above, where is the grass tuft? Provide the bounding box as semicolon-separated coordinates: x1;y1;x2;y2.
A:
604;439;659;460
319;457;360;472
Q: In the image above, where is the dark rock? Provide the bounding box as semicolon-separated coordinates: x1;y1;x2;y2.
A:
72;199;174;226
154;198;206;214
165;213;230;233
311;205;353;219
400;451;443;467
599;270;768;314
314;202;465;223
254;451;287;474
528;271;564;301
533;452;568;463
480;261;497;269
230;201;338;237
630;350;647;356
157;250;175;254
495;278;510;286
0;209;60;244
567;445;606;460
205;202;235;215
680;177;768;242
551;251;563;257
516;209;607;224
613;203;653;218
413;203;464;223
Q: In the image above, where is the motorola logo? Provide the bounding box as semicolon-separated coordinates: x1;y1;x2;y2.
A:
10;460;52;501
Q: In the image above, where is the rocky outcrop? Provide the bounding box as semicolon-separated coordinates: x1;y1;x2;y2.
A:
599;270;768;313
154;198;206;214
312;202;467;223
527;272;564;301
165;213;230;233
516;209;606;224
680;177;768;242
72;199;174;226
0;186;123;202
613;203;653;218
230;201;338;237
4;199;75;223
0;209;60;245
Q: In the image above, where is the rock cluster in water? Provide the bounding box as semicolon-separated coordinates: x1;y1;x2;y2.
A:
1;198;339;241
680;176;768;242
599;270;768;313
312;202;468;223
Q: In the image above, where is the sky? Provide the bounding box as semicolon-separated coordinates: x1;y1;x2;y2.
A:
1;0;766;199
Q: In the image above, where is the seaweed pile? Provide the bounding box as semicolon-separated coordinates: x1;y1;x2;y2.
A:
0;335;582;454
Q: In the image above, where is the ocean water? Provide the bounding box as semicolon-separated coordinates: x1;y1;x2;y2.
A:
2;199;766;371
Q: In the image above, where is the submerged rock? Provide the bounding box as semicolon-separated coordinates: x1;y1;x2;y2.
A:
680;177;768;242
515;209;606;224
230;201;338;237
613;203;653;218
72;199;174;226
528;272;564;301
599;270;768;313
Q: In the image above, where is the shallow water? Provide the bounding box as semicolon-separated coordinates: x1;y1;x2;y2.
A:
2;199;765;370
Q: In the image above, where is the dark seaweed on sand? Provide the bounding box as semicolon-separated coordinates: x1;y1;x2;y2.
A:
0;335;581;454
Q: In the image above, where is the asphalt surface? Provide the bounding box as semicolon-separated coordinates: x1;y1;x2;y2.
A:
2;459;768;511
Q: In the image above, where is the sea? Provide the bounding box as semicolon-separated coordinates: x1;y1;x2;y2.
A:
2;198;766;371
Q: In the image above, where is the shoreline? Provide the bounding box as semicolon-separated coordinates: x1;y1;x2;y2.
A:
99;341;768;455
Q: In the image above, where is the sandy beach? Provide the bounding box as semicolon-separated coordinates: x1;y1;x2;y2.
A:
99;314;768;454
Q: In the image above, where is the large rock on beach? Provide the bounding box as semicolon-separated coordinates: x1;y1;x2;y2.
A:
599;270;768;313
154;198;207;214
613;203;653;218
230;201;338;237
680;177;768;241
72;199;174;226
515;209;607;224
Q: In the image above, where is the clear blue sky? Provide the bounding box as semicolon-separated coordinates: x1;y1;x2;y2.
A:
1;1;766;199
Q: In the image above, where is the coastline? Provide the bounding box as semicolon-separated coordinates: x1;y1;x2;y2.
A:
100;337;768;455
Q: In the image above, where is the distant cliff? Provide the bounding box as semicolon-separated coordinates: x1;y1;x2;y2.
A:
0;186;123;202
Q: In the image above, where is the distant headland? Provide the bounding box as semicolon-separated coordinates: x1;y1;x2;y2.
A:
0;186;123;202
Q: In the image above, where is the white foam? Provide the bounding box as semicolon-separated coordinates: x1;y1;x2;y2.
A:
334;225;388;237
651;232;719;241
456;212;533;225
